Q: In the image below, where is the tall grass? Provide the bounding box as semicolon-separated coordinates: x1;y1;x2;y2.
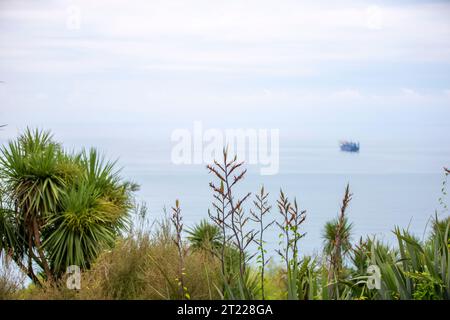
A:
0;257;24;299
22;214;223;300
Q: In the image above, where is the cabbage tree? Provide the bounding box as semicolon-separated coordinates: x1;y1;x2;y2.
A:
0;128;135;284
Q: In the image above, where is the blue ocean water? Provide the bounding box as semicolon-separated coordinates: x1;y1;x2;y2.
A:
112;139;448;258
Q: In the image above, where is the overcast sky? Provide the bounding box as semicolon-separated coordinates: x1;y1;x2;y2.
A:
0;0;449;145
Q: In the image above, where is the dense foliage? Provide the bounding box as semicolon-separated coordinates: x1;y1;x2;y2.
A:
0;129;448;300
0;129;135;285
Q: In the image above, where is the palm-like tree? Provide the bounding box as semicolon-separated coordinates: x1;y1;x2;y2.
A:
0;128;134;284
186;219;222;252
322;184;353;298
323;216;353;259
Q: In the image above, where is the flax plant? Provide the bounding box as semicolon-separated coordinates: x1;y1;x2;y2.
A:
276;189;307;299
250;185;274;300
323;184;353;299
170;200;190;299
207;148;255;299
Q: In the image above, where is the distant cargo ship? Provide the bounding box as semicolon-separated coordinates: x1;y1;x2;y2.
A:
340;141;360;152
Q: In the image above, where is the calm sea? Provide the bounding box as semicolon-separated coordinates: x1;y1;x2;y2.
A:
114;138;448;257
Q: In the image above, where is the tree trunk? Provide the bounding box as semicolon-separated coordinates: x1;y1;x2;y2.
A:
32;217;54;282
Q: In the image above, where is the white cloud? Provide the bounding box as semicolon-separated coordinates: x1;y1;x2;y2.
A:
1;0;450;77
333;89;363;100
400;88;423;101
0;0;449;129
366;5;384;30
